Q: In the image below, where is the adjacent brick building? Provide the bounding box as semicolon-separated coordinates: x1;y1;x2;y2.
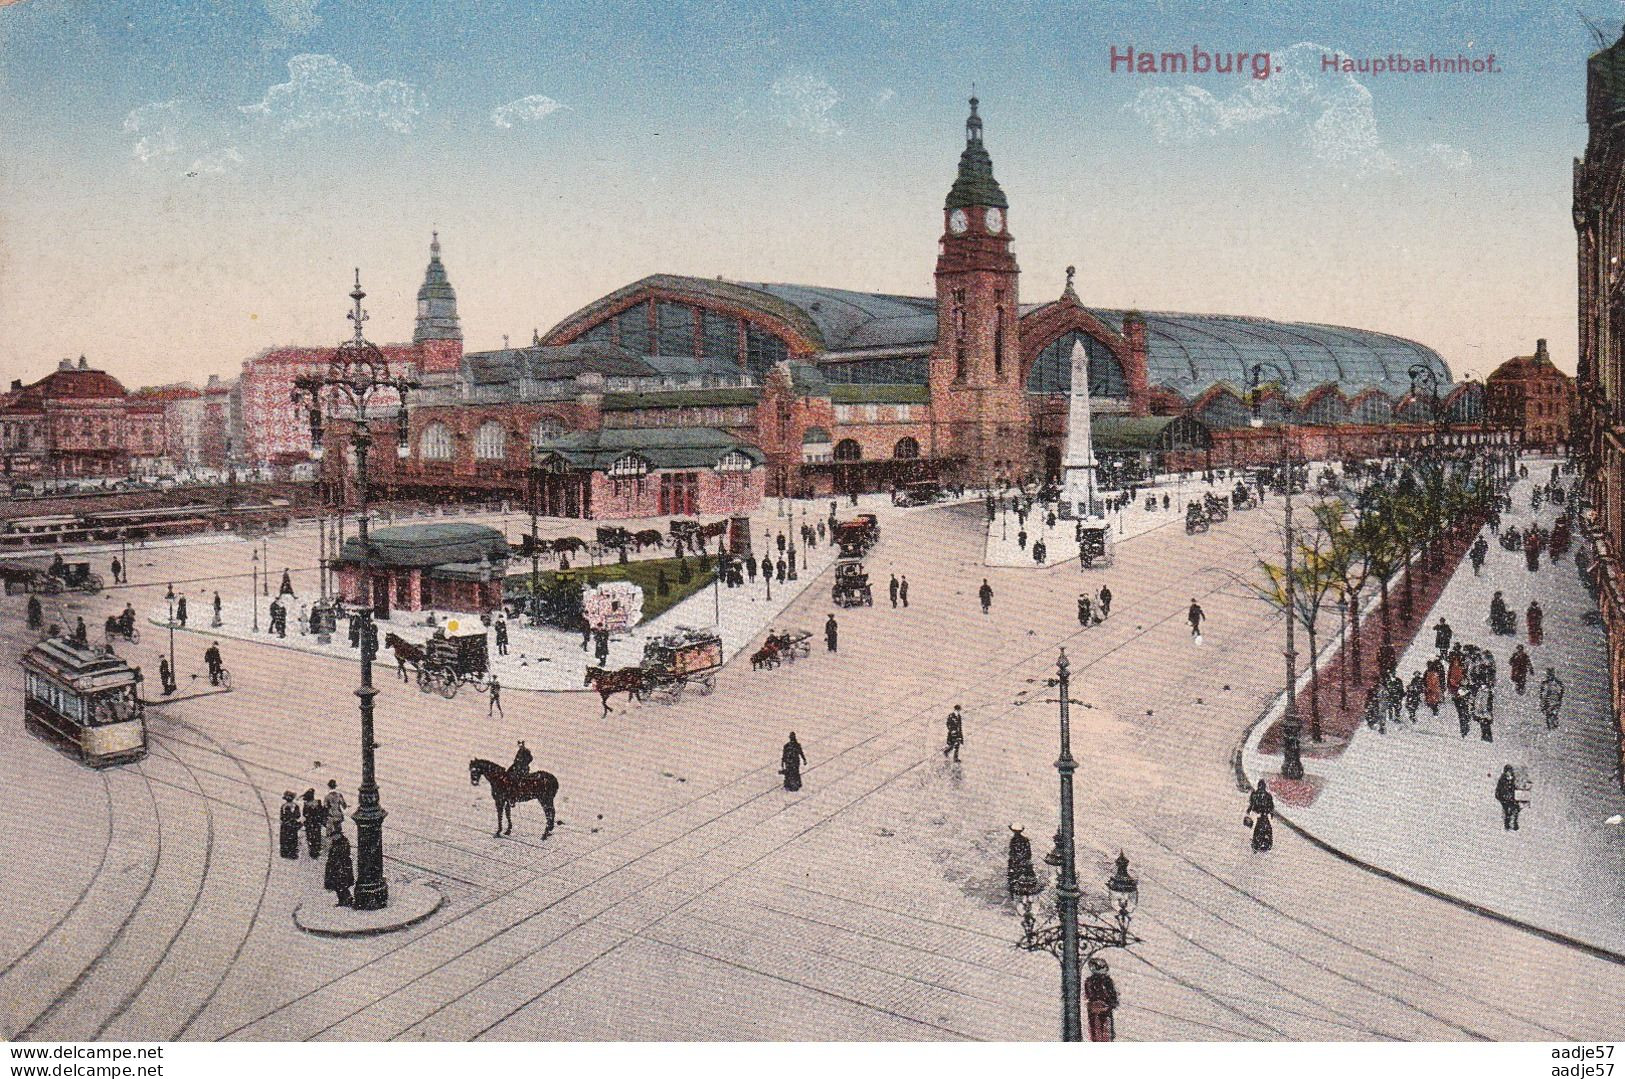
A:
0;356;167;479
1486;339;1575;450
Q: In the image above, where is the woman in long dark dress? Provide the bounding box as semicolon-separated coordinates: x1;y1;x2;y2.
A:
1247;779;1274;852
325;827;355;906
278;791;301;859
781;732;808;791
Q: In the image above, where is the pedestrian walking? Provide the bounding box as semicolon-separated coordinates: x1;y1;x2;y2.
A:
158;655;175;696
1084;957;1120;1043
175;595;187;627
1032;538;1047;564
1017;527;1028;551
1098;585;1111;619
1433;617;1452;656
1162;494;1170;511
325;825;355;907
1495;765;1522;831
979;579;993;614
780;732;808;791
943;705;964;762
323;779;347;838
1539;668;1565;729
824;613;838;653
278;791;301;860
1384;672;1404;728
746;556;757;583
1475;688;1495;742
899;575;909;608
594;628;610;666
1423;659;1443;716
1246;778;1274;852
776;556;786;584
889;574;899;608
488;675;503;717
1509;644;1532;694
1405;671;1423;723
300;789;325;858
1447;645;1466;696
495;616;509;657
1363;685;1386;734
26;594;41;630
1470;535;1488;575
110;556;122;584
1187;598;1205;641
1006;823;1038;900
1526;600;1544;647
1452;687;1472;737
279;568;294;597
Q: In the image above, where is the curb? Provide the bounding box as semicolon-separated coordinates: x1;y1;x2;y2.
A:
1233;543;1625;968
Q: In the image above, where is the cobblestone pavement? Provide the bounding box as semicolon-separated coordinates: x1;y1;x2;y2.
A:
1244;459;1625;958
3;485;1621;1041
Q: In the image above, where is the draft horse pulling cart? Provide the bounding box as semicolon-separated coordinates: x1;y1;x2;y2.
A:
583;626;722;715
751;629;812;669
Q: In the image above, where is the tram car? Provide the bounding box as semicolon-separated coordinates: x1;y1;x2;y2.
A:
22;635;147;767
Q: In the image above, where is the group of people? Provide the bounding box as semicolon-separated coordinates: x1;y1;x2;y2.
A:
278;779;355;906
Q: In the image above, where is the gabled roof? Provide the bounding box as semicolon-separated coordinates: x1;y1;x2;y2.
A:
339;523;506;568
535;427;763;471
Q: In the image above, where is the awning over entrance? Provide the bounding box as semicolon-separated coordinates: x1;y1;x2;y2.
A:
1093;415;1213;452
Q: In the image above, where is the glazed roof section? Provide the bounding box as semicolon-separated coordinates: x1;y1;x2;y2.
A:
535;426;765;471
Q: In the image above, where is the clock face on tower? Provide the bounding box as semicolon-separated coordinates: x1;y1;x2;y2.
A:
984;207;1003;233
948;209;968;235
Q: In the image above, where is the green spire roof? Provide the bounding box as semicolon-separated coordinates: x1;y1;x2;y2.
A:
945;96;1007;210
414;231;462;343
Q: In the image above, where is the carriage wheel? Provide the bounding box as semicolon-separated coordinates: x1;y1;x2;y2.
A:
129;627;141;644
83;574;105;593
417;668;433;693
439;675;459;699
695;674;716;696
218;669;233;690
662;681;684;704
473;678;490;694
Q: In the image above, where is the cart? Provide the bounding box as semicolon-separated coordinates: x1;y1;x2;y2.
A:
1076;523;1113;569
2;558;104;595
1203;492;1229;522
832;559;873;607
1185;503;1211;534
753;628;812;669
416;623;490;699
1230;483;1256;511
640;626;722;703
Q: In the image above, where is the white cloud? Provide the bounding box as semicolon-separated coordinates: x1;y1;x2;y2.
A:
122;100;184;163
490;94;568;128
1419;141;1473;171
1125;42;1402;175
768;70;843;136
240;54;420;134
122;99;242;177
265;0;320;35
873;87;896;108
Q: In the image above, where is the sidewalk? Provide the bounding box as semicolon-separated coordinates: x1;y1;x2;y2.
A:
146;542;845;692
1242;457;1625;960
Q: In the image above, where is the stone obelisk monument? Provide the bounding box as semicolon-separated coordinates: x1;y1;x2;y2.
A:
1060;339;1104;521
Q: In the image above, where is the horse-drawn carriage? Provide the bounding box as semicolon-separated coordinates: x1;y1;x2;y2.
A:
0;558;104;596
1076;522;1112;569
1185;502;1211;534
1203;492;1229;522
639;626;722;703
751;628;812;669
416;624;491;698
1230;482;1256;511
832;559;874;607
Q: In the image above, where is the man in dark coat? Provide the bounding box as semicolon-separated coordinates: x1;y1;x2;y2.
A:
300;789;325;858
1526;600;1544;646
780;732;808;791
1187;599;1205;639
1509;644;1532;694
1017;527;1028;551
1006;824;1037;901
1495;765;1521;831
158;655;175;696
746;556;757;583
1470;535;1489;575
325;825;356;906
1433;617;1453;656
594;629;610;666
204;642;224;686
1084;957;1120;1042
889;574;899;608
899;576;909;608
824;613;838;653
110;556;123;584
979;579;993;614
510;740;532;778
1539;668;1565;729
26;594;41;630
1098;585;1112;619
279;568;294;596
494;615;509;656
942;705;964;762
175;596;187;626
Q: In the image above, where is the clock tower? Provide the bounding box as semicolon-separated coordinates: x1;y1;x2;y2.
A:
931;97;1024;482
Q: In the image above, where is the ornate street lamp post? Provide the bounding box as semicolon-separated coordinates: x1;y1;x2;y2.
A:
1250;363;1305;778
1014;650;1142;1041
291;270;417;912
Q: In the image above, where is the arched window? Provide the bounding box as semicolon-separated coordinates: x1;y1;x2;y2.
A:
419;422;453;461
1026;331;1128;397
530;418;565;446
834;439;863;462
475;422;507;461
894;437;920;460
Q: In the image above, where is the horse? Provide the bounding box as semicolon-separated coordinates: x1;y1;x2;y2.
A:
385;632;425;683
469;759;558;837
750;643;780;670
584;665;650;716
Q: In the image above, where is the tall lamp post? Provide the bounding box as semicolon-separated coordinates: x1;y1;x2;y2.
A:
1014;650;1142;1041
291;270;417;913
528;446;544;626
1250;362;1305;777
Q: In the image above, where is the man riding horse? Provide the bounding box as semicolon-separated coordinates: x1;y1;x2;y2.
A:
511;740;532;779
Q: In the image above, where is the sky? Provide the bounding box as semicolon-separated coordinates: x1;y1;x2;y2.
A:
0;0;1612;389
